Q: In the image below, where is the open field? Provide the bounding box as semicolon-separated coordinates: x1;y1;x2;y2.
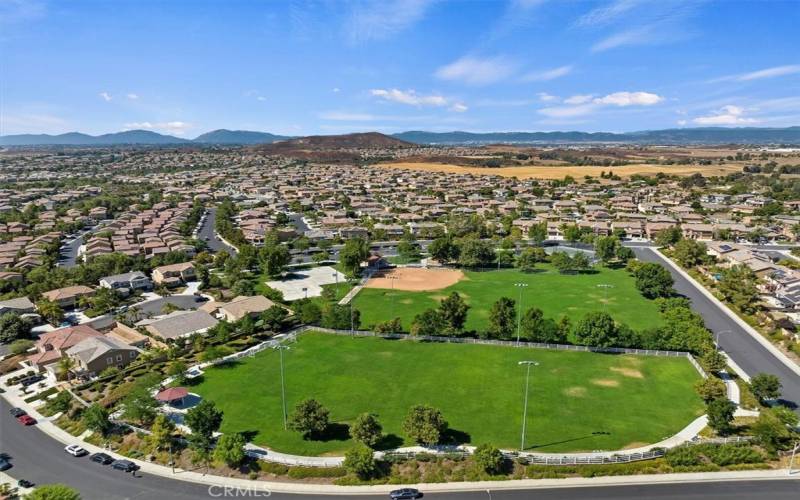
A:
191;332;704;456
378;161;744;180
365;267;464;291
353;265;663;332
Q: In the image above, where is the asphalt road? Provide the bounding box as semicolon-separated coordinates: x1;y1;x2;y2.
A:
2;397;799;500
634;247;800;411
198;207;235;255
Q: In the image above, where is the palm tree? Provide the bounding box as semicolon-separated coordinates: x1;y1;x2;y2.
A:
36;299;64;325
57;356;75;382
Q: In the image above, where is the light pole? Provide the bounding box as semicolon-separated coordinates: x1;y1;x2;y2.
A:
333;272;339;299
302;287;308;299
789;440;799;476
274;344;290;430
514;283;528;345
596;284;614;312
387;275;400;329
715;329;731;352
518;360;539;451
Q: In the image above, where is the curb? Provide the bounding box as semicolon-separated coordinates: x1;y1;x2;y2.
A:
651;248;800;378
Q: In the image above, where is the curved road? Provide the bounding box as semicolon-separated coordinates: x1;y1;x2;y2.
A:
198;207;236;255
2;400;799;499
634;247;800;411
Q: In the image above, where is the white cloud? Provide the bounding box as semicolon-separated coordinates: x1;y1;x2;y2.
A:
345;0;433;44
521;65;573;82
593;91;663;106
564;94;594;105
123;120;193;135
332;87;341;93
257;96;267;102
591;25;655;52
692;105;757;125
710;64;800;83
575;0;641;27
434;56;516;86
126;93;139;100
537;92;558;102
99;92;112;102
677;120;688;126
370;88;447;107
449;102;468;113
538;90;663;118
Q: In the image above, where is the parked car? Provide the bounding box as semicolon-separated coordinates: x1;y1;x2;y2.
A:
17;479;34;488
111;459;138;472
389;488;421;499
65;444;88;457
16;415;36;426
8;407;26;418
0;458;11;471
89;452;114;465
20;375;44;387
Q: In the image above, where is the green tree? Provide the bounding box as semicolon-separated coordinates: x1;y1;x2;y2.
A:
633;262;674;299
259;243;291;278
706;398;736;434
473;443;504;474
562;224;581;242
717;265;761;315
457;238;495;268
36;298;64;325
292;299;322;325
428;236;459;264
654;226;683;247
751;407;794;451
515;248;539;272
185;400;224;464
694;377;726;403
594;236;621;265
397;239;421;262
487;297;516;339
615;246;635;263
527;222;547;245
120;386;159;426
520;307;563;343
699;349;728;373
25;484;81;500
166;360;188;385
147;413;176;452
402;405;448;446
213;432;247;467
289;399;330;437
260;305;288;331
343;443;378;479
438;291;469;334
339;238;370;277
550;251;574;273
410;309;446;336
573;311;618;348
749;373;782;402
673;239;708;268
0;312;30;343
350;413;383;448
47;390;73;414
82;403;111;436
321;304;359;330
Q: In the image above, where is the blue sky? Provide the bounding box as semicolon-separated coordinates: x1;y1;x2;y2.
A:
1;0;799;137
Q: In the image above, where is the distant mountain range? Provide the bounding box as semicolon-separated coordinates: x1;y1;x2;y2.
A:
2;127;800;146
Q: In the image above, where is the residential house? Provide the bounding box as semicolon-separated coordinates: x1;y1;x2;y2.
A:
152;262;196;287
217;295;275;322
41;285;95;309
27;324;104;375
66;336;141;378
144;310;218;340
0;296;35;316
99;271;153;296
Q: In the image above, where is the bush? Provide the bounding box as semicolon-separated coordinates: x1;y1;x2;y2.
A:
287;466;346;479
260;461;289;475
665;446;701;466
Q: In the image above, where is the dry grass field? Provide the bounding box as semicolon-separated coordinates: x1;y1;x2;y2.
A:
378;161;744;180
365;267;465;291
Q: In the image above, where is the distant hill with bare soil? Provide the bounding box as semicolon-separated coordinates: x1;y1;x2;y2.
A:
259;132;413;151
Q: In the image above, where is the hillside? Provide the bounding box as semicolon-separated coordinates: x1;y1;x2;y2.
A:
260;132;413;150
193;129;289;144
0;130;190;146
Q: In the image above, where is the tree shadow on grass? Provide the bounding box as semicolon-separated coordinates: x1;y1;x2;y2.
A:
441;428;471;446
527;431;610;451
240;429;260;442
374;433;404;450
208;360;243;370
307;422;350;442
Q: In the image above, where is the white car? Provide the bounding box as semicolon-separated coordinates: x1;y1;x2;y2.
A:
64;444;88;457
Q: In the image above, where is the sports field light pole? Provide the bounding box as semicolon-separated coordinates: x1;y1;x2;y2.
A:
789;440;800;476
333;271;339;298
514;283;528;345
274;344;290;430
387;275;400;329
518;360;539;451
596;283;614;312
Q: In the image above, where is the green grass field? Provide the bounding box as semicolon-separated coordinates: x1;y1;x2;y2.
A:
352;265;662;333
191;332;703;456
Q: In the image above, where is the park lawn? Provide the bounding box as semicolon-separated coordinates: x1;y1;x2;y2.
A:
352;265;663;333
191;332;704;456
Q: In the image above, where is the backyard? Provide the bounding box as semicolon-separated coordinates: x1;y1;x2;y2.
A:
191;332;704;456
352;265;663;333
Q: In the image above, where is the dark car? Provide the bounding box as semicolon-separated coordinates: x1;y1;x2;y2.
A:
389;488;421;499
17;479;34;488
111;459;138;472
9;407;26;418
0;458;11;471
89;452;114;465
20;375;44;387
